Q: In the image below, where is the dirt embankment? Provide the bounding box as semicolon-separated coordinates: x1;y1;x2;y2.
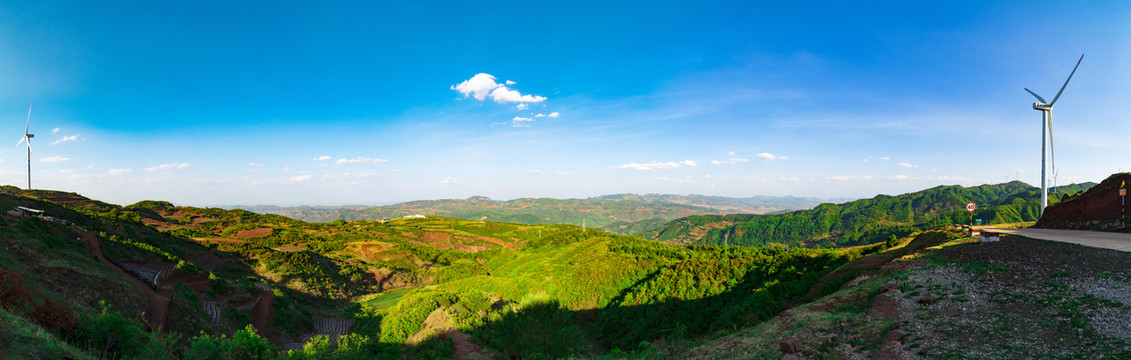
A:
79;232;170;330
1037;172;1131;231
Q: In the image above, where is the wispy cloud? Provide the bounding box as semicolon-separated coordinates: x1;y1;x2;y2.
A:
313;155;331;161
39;156;70;163
451;73;547;104
512;117;533;127
106;168;132;175
146;162;191;172
51;128;59;134
556;171;572;176
616;160;698;171
711;158;750;165
289;174;313;182
51;135;79;145
335;157;388;165
440;176;459;184
825;175;876;182
890;174;918;180
756;152;787;161
897;162;918;169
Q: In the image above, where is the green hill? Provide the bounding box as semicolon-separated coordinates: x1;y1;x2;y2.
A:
0;188;868;359
637;181;1095;247
234;193;832;234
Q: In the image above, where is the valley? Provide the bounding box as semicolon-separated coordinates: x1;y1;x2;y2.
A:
0;174;1127;359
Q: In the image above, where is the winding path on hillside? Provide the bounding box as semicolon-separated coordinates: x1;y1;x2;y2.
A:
981;227;1131;252
79;232;170;330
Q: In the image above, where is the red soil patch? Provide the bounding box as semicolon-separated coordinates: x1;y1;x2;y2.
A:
1037;172;1131;231
422;232;452;243
186;252;226;271
141;218;166;227
191;217;218;224
234;227;273;239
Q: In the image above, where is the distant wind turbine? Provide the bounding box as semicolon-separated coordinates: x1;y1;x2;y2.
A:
14;103;34;189
1024;54;1083;217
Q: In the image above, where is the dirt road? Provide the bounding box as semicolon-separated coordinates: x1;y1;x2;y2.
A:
79;232;170;330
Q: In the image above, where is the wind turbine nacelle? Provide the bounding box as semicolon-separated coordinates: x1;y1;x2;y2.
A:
26;134;33;138
1032;103;1050;111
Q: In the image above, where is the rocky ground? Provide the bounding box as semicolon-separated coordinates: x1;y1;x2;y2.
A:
684;233;1131;359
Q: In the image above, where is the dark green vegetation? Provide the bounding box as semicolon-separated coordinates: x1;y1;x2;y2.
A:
237;193;832;234
639;181;1095;247
0;188;870;359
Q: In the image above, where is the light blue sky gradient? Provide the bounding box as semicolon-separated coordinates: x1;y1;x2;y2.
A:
1;1;1129;206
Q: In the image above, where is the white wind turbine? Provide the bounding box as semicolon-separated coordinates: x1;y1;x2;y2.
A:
14;103;34;189
1024;54;1082;217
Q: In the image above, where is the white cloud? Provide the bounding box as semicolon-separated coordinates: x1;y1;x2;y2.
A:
530;169;541;173
39;156;70;163
451;73;546;104
928;175;972;182
897;162;918;169
879;156;891;160
711;158;749;165
616;160;697;171
556;171;572;175
146;163;191;172
516;103;528;110
726;151;735;156
890;174;918;180
825;175;876;182
51;135;78;145
335;157;388;165
51;128;59;134
106;168;132;175
289;174;313;182
512;117;534;127
248;162;264;167
653;176;669;181
547;112;560;118
313;156;331;161
440;176;459;184
535;113;545;118
756;153;787;161
780;176;802;182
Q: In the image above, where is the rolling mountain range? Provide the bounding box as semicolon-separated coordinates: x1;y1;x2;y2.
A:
637;181;1096;247
233;193;842;234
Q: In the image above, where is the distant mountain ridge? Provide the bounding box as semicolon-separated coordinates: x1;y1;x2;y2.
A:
637;181;1096;247
234;193;839;234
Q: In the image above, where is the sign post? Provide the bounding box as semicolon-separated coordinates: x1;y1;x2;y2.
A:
966;202;976;236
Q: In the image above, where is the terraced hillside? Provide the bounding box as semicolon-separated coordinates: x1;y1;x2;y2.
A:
639;181;1095;248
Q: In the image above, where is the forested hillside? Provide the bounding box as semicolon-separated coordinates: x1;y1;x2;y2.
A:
235;193;830;234
638;181;1095;247
0;188;865;359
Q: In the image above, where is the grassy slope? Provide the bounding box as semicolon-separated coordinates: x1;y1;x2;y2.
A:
639;181;1095;248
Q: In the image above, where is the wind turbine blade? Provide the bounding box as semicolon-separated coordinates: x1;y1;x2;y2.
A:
25;102;32;134
15;136;26;148
1049;54;1083;106
1024;88;1047;103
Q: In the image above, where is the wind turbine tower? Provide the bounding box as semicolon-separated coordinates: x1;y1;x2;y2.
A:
1024;54;1083;217
15;103;34;189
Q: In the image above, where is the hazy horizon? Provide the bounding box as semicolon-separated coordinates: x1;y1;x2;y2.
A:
3;2;1128;207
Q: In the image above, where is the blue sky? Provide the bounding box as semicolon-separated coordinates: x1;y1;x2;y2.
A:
1;1;1129;206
